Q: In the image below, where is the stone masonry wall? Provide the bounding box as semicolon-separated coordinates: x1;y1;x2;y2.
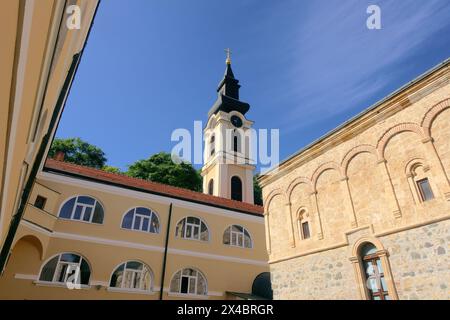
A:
270;219;449;300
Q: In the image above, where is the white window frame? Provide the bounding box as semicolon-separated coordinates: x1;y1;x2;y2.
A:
177;217;209;241
225;225;252;248
122;207;160;234
110;261;152;291
171;268;207;296
59;195;103;223
39;253;89;285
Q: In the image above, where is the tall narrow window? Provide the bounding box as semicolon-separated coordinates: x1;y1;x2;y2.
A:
297;209;311;240
210;135;215;156
416;178;434;202
360;243;390;300
231;176;242;202
208;179;214;195
233;135;240;152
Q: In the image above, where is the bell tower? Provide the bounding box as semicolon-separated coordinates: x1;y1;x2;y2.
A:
201;50;255;204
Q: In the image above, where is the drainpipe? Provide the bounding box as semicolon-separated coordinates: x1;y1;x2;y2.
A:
159;203;173;300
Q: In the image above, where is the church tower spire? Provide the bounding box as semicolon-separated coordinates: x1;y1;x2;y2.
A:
201;52;255;204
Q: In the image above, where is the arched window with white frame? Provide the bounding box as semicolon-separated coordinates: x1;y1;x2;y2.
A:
59;195;104;224
38;252;91;285
109;261;153;291
175;216;209;241
169;268;207;296
121;207;160;233
223;225;252;248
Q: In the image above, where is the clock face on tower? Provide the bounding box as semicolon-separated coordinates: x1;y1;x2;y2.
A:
230;115;243;128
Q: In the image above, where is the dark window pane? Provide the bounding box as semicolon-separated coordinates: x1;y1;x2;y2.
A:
61;253;80;263
231;176;242;201
122;211;134;229
360;243;377;257
187;217;199;224
59;198;76;218
34;195;47;210
83;207;92;221
77;196;95;205
302;222;310;239
223;227;230;244
80;259;90;285
39;256;59;281
142;217;149;232
181;277;189;294
92;202;104;224
126;261;142;270
417;178;434;201
133;215;141;230
135;207;151;216
73;205;83;220
232;225;243;232
110;264;124;287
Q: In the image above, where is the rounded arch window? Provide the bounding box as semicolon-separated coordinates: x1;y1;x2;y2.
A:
297;208;311;240
121;207;160;233
223;225;252;248
170;268;207;295
109;261;153;291
39;253;91;285
208;179;214;195
231;176;243;202
175;216;209;241
359;242;390;300
59;195;104;224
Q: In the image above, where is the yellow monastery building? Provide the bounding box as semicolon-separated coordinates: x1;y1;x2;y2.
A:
260;59;450;300
0;0;269;300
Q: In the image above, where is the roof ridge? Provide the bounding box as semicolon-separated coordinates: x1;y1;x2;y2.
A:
44;159;263;212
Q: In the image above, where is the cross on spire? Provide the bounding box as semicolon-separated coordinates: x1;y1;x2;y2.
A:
225;48;232;65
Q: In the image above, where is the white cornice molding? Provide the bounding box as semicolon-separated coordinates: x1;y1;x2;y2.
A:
20;220;268;267
37;172;263;224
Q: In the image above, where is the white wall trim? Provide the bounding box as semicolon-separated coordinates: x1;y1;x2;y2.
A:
38;172;264;224
14;273;38;280
106;287;156;295
20;220;268;267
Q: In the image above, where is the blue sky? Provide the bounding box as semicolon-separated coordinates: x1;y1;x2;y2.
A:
57;0;450;172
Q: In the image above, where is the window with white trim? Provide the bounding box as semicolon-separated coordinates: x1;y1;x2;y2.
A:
109;261;153;291
170;268;207;295
59;195;104;224
223;225;252;248
175;216;209;241
297;209;311;240
121;207;160;233
39;253;90;285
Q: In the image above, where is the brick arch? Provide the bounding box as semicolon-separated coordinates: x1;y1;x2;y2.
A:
376;123;427;159
341;144;378;176
263;188;287;214
311;161;344;191
421;98;450;137
286;176;313;204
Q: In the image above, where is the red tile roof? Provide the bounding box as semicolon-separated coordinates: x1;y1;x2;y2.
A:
44;158;264;216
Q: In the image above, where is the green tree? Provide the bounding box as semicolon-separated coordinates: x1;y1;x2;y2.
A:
126;152;202;192
102;165;122;174
253;174;263;206
48;137;107;169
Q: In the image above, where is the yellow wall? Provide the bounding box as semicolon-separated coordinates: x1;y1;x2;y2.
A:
0;172;268;299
